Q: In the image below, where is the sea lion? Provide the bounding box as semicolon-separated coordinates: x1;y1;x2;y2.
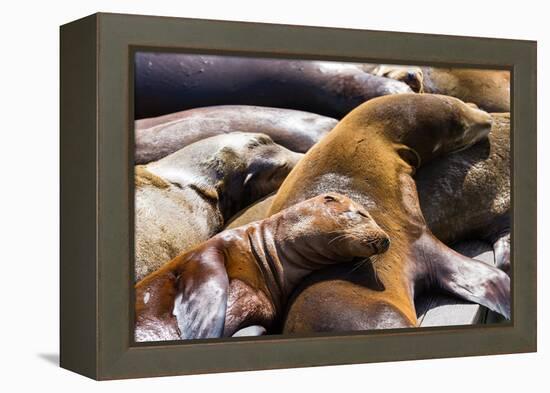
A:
225;115;511;274
135;132;303;282
416;112;510;273
134;105;338;163
268;94;510;333
134;193;390;341
134;52;413;119
421;67;510;112
362;65;510;112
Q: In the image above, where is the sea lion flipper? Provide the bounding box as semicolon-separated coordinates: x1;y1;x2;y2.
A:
435;249;511;319
173;248;229;339
231;325;267;337
493;232;511;275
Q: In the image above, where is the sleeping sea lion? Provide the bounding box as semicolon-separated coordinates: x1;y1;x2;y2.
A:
135;132;302;282
134;105;337;163
135;193;390;341
225;114;511;275
267;94;510;333
362;65;509;112
421;67;510;112
134;52;412;119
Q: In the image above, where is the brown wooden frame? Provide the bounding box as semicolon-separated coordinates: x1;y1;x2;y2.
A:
60;12;537;380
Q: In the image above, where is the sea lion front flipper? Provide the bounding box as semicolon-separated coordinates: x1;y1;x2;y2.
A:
420;234;511;320
431;245;511;320
173;247;229;339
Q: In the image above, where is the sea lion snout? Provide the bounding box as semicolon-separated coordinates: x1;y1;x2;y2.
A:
458;105;493;149
314;193;390;258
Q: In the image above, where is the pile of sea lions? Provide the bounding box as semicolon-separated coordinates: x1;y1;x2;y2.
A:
133;53;511;341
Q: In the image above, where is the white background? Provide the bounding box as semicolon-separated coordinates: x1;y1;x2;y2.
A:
0;0;546;390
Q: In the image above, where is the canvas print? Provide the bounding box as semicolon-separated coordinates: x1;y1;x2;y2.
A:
133;52;510;342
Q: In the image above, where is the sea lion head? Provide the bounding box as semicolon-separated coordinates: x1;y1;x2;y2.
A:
279;193;390;261
435;95;494;155
353;94;493;167
372;65;424;93
211;132;303;215
235;132;303;197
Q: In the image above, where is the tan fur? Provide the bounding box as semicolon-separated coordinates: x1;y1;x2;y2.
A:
422;68;510;112
135;165;170;189
269;94;494;330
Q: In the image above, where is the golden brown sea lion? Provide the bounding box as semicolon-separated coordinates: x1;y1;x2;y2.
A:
421;68;510;112
134;193;390;341
267;94;510;333
363;65;509;112
134;105;338;163
135;132;302;282
225;115;510;275
134;53;412;119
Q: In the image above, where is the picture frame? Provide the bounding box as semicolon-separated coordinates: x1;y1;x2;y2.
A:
60;12;537;380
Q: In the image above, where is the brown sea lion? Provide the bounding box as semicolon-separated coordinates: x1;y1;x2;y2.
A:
267;94;510;333
134;105;337;163
134;193;390;341
421;68;510;112
135;132;302;282
363;65;510;112
225;115;510;274
134;52;412;119
416;112;510;273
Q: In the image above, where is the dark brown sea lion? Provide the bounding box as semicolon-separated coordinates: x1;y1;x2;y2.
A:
134;105;338;163
135;132;302;282
134;52;413;119
416;112;510;273
268;94;510;333
134;193;390;341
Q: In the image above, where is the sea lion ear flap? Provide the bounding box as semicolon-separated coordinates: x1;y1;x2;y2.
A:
172;248;229;339
188;183;220;203
396;146;421;173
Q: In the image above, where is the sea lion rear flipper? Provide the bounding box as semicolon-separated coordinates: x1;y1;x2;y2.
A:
433;247;511;320
173;248;229;339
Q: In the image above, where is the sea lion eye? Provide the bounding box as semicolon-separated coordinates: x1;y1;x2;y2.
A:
357;211;368;218
324;195;337;203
